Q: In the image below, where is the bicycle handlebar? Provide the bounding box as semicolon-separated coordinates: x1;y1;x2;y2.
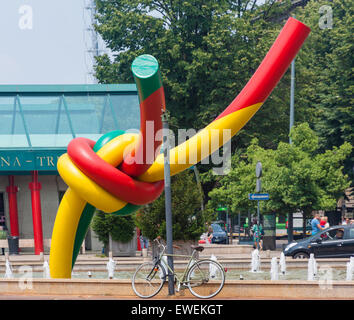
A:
154;236;161;243
154;236;164;249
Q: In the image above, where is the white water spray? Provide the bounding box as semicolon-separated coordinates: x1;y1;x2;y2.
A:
279;252;286;275
307;254;317;281
5;259;13;279
270;257;279;280
106;257;116;279
346;257;354;281
43;260;50;279
251;249;261;273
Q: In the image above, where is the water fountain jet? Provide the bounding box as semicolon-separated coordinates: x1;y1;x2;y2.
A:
251;249;261;273
346;257;354;281
5;258;13;279
106;257;116;279
43;260;50;278
279;252;286;275
307;254;317;281
270;257;279;280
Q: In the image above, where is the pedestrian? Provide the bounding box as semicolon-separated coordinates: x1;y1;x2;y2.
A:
311;213;324;236
207;226;213;243
251;219;263;250
140;233;149;250
320;216;329;229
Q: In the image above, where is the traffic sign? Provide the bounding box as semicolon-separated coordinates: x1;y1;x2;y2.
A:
248;193;269;200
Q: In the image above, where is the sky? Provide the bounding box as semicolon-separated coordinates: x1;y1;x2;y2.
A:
0;0;92;84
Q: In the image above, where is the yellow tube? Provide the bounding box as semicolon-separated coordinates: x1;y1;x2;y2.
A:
49;133;138;278
49;188;86;278
50;105;261;278
138;103;262;182
56;133;139;213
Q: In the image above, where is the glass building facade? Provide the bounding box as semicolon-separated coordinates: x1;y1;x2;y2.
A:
0;84;139;253
0;84;139;155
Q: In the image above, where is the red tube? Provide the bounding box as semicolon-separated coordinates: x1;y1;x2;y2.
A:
137;228;141;251
120;86;165;177
216;17;311;120
67;137;164;205
29;171;44;255
6;176;19;237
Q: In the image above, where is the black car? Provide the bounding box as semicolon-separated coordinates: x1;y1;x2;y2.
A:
283;225;354;259
210;223;228;244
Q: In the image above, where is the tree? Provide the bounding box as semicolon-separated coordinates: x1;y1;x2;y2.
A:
294;0;354;182
93;0;353;218
207;123;352;234
92;211;135;247
135;170;209;241
94;0;298;150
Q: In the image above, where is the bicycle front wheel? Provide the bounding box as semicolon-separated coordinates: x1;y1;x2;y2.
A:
186;259;225;299
132;261;166;298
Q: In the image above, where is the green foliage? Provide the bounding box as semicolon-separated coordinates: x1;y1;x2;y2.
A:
92;211;135;245
294;0;354;181
94;0;296;149
93;0;353;218
207;123;352;218
135;170;211;241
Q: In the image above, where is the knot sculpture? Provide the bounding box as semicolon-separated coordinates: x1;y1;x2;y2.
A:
50;17;310;278
59;56;167;212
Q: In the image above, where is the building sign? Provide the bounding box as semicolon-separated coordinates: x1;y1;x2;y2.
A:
0;149;66;171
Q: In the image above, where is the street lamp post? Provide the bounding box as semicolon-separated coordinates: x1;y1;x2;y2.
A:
161;110;174;296
256;161;262;250
288;58;295;244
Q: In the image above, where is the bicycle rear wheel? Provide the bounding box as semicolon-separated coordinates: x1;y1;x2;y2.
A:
186;259;225;299
132;261;166;298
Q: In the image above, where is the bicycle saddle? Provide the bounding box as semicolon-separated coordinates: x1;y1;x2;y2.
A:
191;245;204;252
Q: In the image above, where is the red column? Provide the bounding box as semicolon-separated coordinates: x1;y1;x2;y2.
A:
6;175;19;237
137;228;141;251
29;171;44;255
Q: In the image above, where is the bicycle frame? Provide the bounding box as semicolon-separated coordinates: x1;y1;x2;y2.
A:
154;239;209;290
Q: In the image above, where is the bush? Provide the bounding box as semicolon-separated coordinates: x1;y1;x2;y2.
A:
92;211;135;245
135;170;212;241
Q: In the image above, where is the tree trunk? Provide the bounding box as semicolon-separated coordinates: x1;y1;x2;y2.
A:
302;210;309;238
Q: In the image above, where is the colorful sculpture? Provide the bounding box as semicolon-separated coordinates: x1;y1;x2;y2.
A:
49;17;310;278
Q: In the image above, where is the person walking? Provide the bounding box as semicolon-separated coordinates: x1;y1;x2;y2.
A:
251;219;263;250
140;233;149;250
207;226;213;243
311;213;325;236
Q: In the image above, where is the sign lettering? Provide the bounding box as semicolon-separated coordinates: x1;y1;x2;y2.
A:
0;150;65;171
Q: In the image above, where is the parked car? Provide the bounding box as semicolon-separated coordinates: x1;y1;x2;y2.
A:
210;223;228;244
283;225;354;259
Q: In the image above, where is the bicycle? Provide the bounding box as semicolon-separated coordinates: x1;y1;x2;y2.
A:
132;237;226;299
